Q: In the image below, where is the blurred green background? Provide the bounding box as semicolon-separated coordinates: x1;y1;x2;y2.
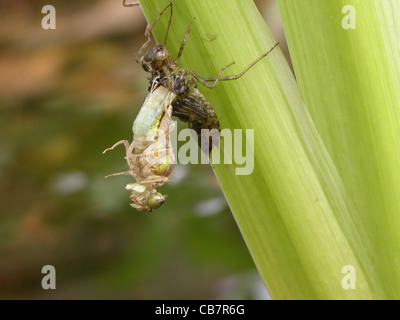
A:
0;0;288;299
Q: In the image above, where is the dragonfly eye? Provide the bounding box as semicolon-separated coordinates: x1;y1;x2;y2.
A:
140;56;152;72
148;193;165;209
156;50;167;61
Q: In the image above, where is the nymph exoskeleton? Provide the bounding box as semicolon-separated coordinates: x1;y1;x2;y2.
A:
103;85;177;211
125;0;279;153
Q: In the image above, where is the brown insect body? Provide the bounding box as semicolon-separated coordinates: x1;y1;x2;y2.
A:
140;44;220;152
128;1;278;145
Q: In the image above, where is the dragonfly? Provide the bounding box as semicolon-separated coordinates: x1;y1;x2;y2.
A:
124;0;279;153
103;84;177;211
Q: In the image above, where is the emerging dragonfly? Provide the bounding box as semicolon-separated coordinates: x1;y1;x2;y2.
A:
124;0;279;152
103;84;177;211
104;0;279;211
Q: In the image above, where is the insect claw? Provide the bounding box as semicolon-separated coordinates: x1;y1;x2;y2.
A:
123;0;140;7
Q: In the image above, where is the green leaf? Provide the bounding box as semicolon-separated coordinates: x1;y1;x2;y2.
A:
278;0;400;298
138;0;386;299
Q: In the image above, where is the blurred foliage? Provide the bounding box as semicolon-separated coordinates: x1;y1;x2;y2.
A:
0;0;283;299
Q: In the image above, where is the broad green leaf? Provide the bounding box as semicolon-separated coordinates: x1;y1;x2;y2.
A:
138;0;387;299
278;0;400;298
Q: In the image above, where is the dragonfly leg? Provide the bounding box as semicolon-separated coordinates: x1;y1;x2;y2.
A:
191;61;235;88
135;1;173;62
175;17;196;63
192;42;279;88
138;175;169;185
103;140;131;154
104;170;132;179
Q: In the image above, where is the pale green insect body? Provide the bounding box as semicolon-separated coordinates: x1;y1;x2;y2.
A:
132;86;176;153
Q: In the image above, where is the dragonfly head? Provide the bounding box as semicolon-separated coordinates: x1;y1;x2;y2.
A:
147;192;165;210
129;191;165;212
140;46;172;73
127;183;166;211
